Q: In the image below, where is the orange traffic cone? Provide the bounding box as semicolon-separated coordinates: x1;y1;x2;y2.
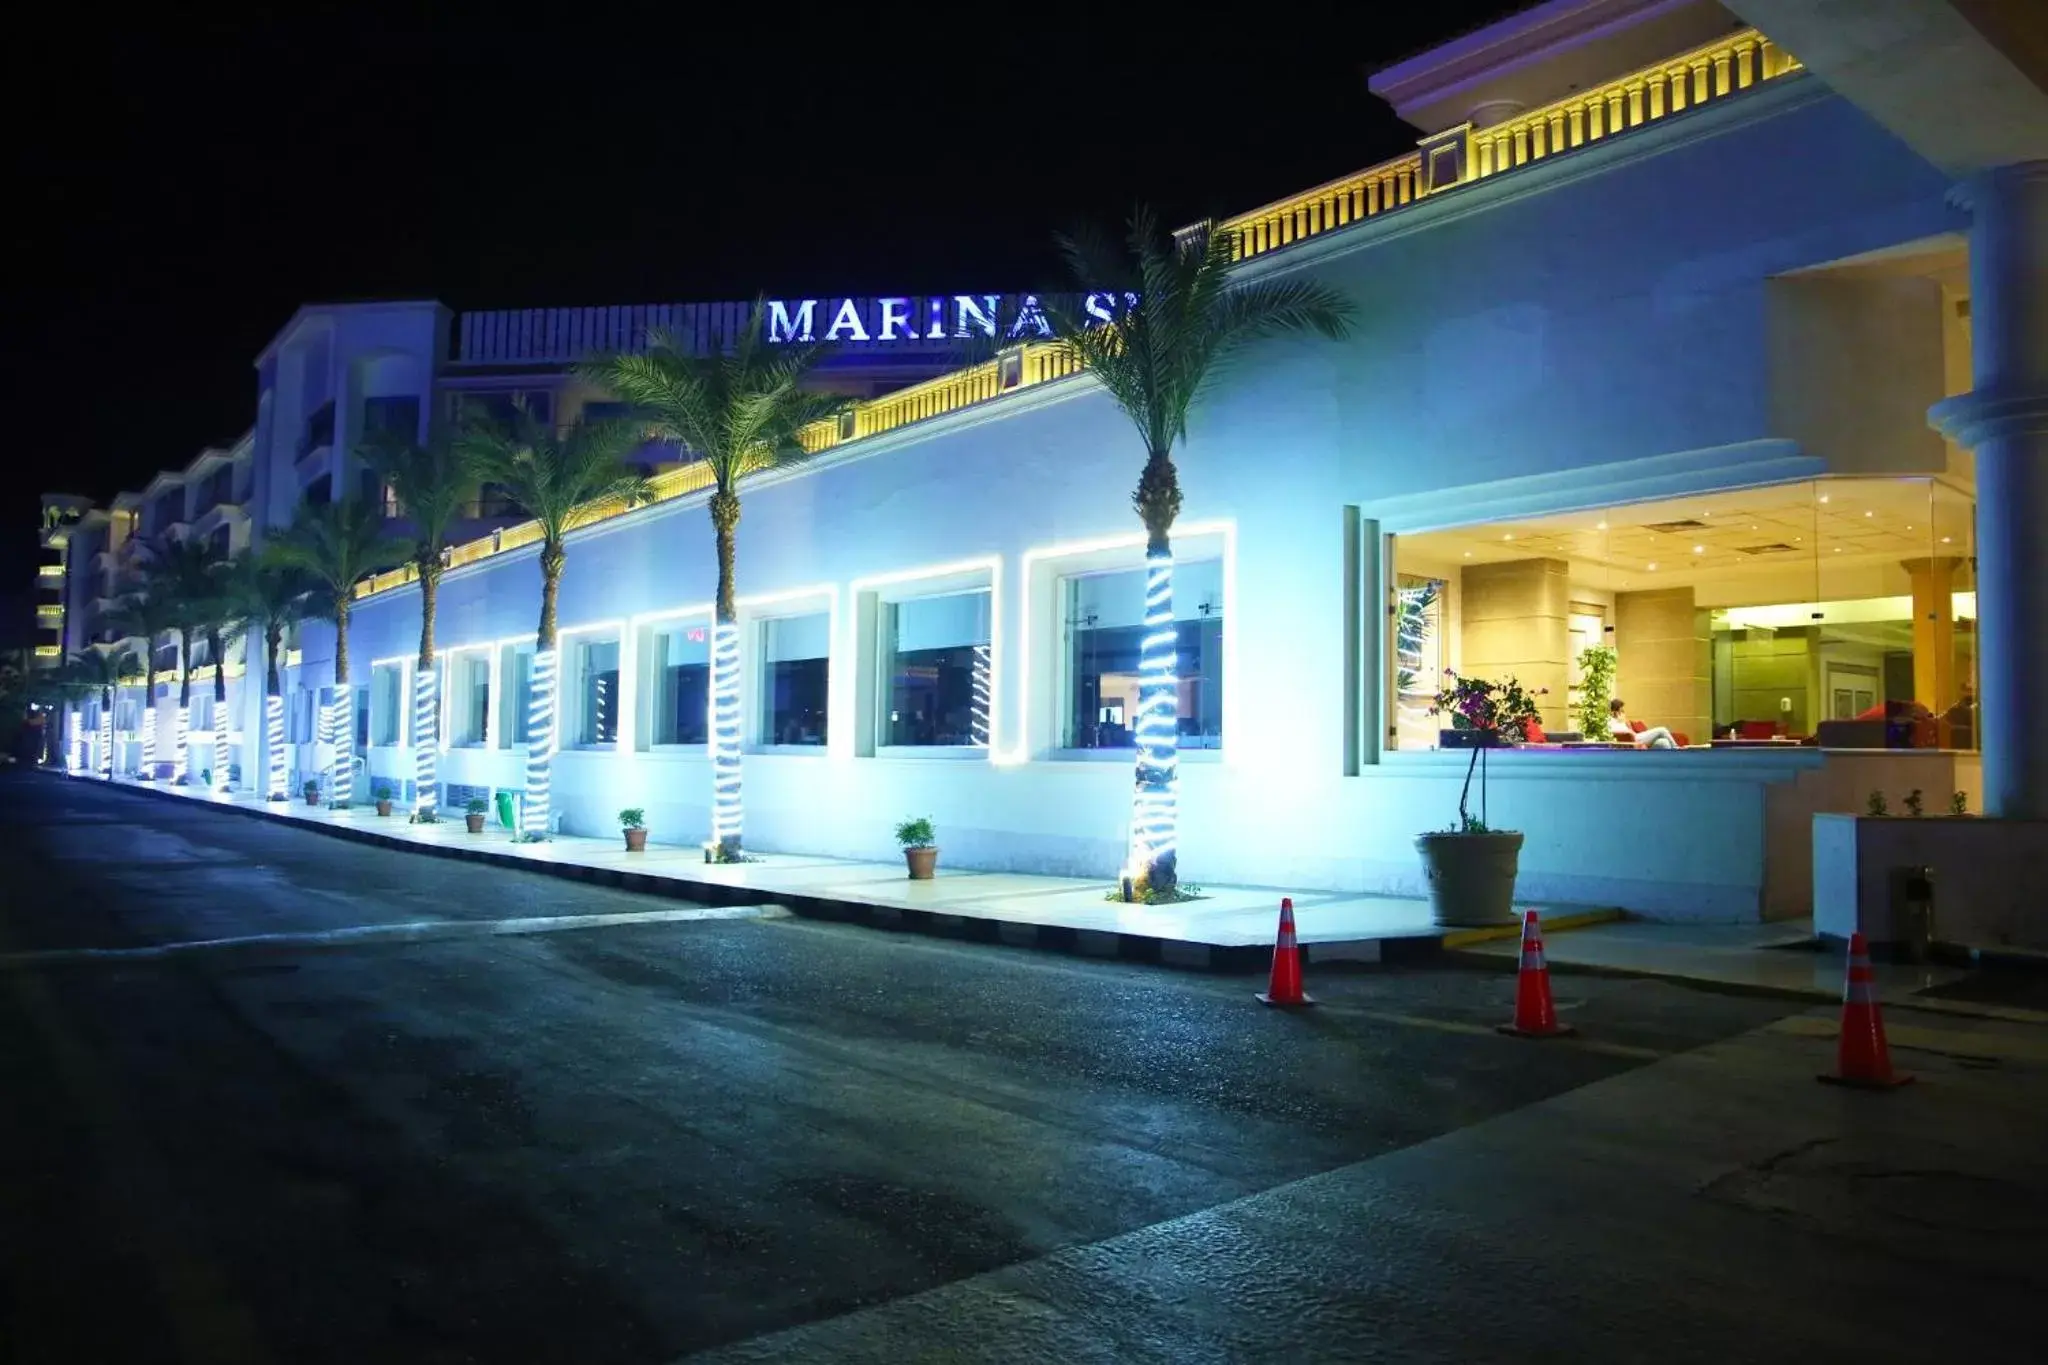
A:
1257;898;1315;1007
1819;932;1912;1089
1497;910;1575;1038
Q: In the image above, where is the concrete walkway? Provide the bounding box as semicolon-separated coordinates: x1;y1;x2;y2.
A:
73;773;1595;968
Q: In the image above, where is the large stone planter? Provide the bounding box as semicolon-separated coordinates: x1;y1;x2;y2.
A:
1813;812;2048;952
1416;830;1524;927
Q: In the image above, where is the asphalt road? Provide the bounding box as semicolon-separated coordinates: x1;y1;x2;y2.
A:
4;774;2043;1363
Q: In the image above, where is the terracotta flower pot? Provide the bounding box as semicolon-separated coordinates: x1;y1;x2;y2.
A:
375;799;393;817
904;846;938;880
466;813;486;834
304;791;321;807
1415;830;1524;927
624;827;648;852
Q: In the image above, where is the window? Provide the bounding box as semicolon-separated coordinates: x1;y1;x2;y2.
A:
501;646;534;747
303;474;332;507
880;590;990;747
354;685;371;750
572;638;620;746
580;400;633;424
759;612;829;746
358;468;384;508
1385;477;1978;750
1393;575;1448;751
452;389;553;430
300;399;336;458
1061;560;1223;750
649;624;710;745
371;665;403;746
191;693;211;732
451;655;491;746
363;395;421;442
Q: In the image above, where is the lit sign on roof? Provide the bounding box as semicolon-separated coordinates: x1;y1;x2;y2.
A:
765;293;1130;346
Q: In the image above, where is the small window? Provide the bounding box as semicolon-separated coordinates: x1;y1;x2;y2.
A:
371;665;403;746
759;612;829;747
881;589;991;747
649;624;710;745
502;646;534;747
1061;559;1224;751
572;638;621;746
354;685;371;750
363;394;421;442
451;655;491;746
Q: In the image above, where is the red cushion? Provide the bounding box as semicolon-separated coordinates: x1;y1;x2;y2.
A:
1673;732;1690;747
1630;720;1646;733
1525;719;1545;743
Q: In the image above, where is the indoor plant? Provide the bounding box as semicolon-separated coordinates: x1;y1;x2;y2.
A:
1416;670;1542;926
619;807;648;852
374;782;395;817
465;795;489;834
896;816;938;880
1575;644;1617;741
302;778;321;807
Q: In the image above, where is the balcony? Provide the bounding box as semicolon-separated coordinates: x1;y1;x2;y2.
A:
1185;28;1803;264
37;604;62;625
297;399;337;459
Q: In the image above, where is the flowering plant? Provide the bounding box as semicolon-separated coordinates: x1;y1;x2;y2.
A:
1429;669;1547;743
1428;669;1548;833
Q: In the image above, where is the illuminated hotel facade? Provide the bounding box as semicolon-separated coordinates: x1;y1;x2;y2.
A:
44;0;2048;925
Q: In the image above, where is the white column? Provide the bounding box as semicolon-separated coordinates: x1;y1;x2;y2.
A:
1930;160;2048;819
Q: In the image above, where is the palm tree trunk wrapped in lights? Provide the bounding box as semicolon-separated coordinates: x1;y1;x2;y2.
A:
209;627;232;793
522;646;559;839
709;621;743;849
971;643;992;748
987;208;1353;898
581;301;850;860
224;543;318;805
413;666;439;817
140;701;157;778
330;682;354;807
99;706;113;780
266;694;287;800
459;409;650;843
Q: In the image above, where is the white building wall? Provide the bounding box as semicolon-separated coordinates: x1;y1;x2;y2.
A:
297;83;1956;920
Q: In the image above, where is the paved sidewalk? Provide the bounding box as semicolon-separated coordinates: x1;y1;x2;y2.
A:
77;773;1584;967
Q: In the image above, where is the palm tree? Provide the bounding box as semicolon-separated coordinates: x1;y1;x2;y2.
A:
583;301;849;858
271;500;406;806
461;409;650;839
224;547;315;800
136;533;226;783
64;645;140;777
359;425;489;817
1015;207;1354;897
105;586;180;779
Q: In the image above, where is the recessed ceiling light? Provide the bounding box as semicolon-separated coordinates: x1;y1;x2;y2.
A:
1905;525;1913;531
1751;524;1759;531
1595;521;1608;530
1693;545;1705;554
1941;536;1952;544
1794;536;1803;542
1647;562;1658;571
1463;551;1472;558
1819;495;1831;504
1864;510;1874;518
1502;533;1514;541
1834;547;1843;553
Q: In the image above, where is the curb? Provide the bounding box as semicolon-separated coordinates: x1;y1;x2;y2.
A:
52;773;1391;973
1437;907;1626;949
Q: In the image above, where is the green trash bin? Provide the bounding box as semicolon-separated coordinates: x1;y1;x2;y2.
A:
496;789;518;830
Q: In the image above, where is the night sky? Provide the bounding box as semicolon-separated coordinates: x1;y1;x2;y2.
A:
4;3;1529;646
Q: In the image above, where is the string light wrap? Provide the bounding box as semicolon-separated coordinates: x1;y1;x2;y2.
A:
97;706;113;779
522;647;558;839
67;710;83;773
710;622;743;851
414;666;439;817
140;703;157;779
970;643;992;748
1126;549;1181;886
172;704;190;781
266;694;287;799
329;683;354;806
213;721;231;794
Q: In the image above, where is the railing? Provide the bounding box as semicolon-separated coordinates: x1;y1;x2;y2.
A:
354;341;1082;600
1204;27;1800;263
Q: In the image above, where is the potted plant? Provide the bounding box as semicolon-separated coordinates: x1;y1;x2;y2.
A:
1575;644;1616;740
896;816;938;880
374;782;395;817
1416;671;1542;926
619;807;648;852
465;796;489;834
302;778;321;807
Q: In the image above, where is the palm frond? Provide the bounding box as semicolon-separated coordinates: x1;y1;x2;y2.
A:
270;499;409;617
358;425;492;561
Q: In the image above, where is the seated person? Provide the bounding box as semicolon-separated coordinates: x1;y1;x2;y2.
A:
1609;698;1678;749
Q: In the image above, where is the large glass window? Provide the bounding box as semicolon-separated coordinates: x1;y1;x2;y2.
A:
760;612;829;747
371;664;403;746
502;646;533;747
1386;477;1977;751
450;655;490;747
572;638;620;746
881;590;991;748
1061;559;1223;751
650;624;710;746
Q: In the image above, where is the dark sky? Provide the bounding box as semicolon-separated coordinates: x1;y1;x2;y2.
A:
2;3;1529;647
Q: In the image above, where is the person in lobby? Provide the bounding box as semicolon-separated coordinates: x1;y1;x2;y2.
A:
1610;697;1678;749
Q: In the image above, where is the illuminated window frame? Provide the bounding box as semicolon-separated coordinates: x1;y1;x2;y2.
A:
1012;521;1235;766
557;621;625;752
441;644;497;750
628;602;715;754
852;558;1001;761
739;585;838;756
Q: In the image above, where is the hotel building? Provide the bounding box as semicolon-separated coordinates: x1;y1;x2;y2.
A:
41;0;2048;928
